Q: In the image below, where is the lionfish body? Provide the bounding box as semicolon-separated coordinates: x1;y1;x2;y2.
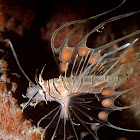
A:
26;68;132;119
9;2;140;140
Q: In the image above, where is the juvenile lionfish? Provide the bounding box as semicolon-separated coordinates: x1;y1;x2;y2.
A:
8;1;140;140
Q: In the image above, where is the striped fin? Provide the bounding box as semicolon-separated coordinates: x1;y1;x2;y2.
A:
51;10;140;79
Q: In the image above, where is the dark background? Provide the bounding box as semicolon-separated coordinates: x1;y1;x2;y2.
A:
3;0;140;140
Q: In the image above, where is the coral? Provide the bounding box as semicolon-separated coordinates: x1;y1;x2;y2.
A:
0;48;43;140
0;0;35;36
